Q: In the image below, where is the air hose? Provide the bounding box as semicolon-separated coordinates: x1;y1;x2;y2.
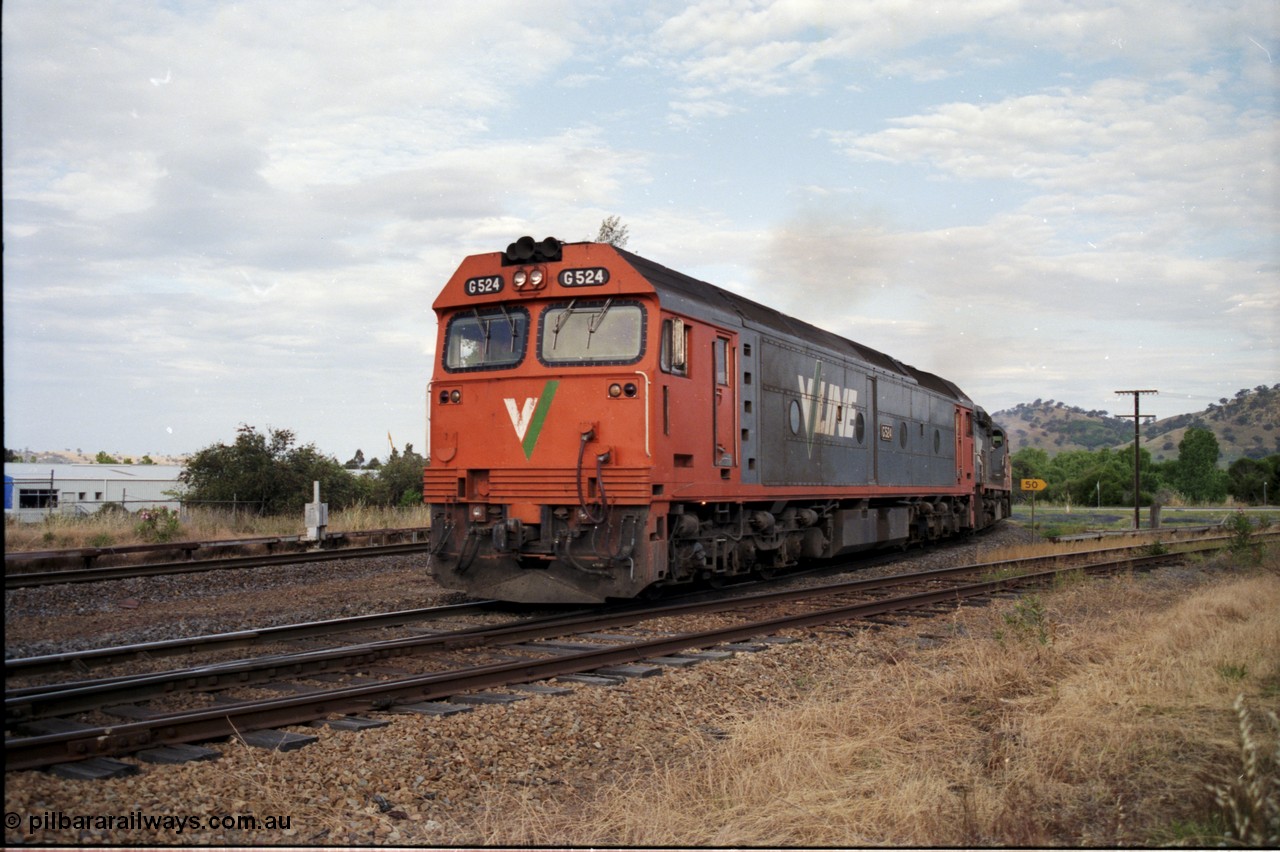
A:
576;429;610;524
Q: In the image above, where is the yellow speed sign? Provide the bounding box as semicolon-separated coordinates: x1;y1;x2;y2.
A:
1021;478;1047;492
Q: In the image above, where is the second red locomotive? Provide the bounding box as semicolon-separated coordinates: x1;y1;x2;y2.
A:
425;237;1011;603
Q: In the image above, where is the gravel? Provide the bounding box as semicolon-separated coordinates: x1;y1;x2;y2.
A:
4;555;468;659
4;521;1060;845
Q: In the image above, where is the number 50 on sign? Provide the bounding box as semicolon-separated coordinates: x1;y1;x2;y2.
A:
1021;478;1047;492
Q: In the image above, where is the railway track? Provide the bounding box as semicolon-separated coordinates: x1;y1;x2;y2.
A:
4;538;433;590
3;599;521;680
6;526;432;571
5;540;1230;774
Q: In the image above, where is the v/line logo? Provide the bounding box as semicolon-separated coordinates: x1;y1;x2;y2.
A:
504;380;559;459
797;362;859;455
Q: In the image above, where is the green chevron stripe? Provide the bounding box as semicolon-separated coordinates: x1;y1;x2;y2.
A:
521;380;559;459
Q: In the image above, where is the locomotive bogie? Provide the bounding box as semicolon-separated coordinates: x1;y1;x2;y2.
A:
424;238;1012;603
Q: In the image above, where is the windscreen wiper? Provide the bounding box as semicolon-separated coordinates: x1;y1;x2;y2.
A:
586;299;613;349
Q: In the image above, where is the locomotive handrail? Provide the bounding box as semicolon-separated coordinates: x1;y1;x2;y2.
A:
634;369;651;457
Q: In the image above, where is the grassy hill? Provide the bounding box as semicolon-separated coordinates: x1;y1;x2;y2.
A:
994;384;1280;466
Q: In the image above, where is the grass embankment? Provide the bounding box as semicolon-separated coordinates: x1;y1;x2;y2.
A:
479;546;1279;847
3;505;432;552
1010;503;1275;539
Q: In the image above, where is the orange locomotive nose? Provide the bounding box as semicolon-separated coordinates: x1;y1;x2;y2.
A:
424;240;661;603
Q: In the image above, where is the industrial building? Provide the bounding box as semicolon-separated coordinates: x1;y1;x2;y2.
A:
3;463;185;523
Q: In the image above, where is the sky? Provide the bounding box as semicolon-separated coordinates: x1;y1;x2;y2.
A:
3;0;1277;462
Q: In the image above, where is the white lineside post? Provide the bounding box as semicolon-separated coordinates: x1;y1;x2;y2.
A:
304;480;328;544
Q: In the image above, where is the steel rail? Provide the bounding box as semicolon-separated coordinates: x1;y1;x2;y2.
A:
3;559;1126;771
4;600;505;680
4;540;433;589
4;526;432;570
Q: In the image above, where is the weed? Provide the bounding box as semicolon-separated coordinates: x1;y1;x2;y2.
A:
1216;664;1249;682
88;532;114;548
1144;539;1168;556
134;507;182;543
997;594;1052;646
1225;512;1262;565
1052;568;1087;591
1156;815;1227;846
1206;695;1279;847
980;564;1026;584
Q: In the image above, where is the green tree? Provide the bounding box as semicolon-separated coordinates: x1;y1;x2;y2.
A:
373;444;427;507
1011;447;1049;483
1170;427;1228;503
1227;455;1279;505
178;425;358;515
1062;447;1140;507
94;451;119;464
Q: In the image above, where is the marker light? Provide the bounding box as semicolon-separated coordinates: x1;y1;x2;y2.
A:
513;270;528;289
450;389;462;403
529;268;544;286
608;383;623;398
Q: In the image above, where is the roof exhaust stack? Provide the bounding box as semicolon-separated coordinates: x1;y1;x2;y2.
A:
503;235;561;265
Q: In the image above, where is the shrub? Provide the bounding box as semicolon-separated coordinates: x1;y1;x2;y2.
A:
995;594;1052;646
1225;512;1262;565
134;507;182;543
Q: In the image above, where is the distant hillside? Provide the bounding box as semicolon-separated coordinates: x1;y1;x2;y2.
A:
995;400;1133;454
994;384;1280;466
4;449;190;466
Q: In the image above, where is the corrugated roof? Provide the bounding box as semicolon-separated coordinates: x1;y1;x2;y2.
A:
4;463;185;481
615;246;970;404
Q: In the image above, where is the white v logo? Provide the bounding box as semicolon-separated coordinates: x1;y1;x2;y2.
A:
504;397;538;441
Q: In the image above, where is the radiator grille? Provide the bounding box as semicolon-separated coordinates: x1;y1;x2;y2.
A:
423;468;652;503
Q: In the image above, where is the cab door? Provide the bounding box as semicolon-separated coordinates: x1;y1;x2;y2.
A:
712;335;736;467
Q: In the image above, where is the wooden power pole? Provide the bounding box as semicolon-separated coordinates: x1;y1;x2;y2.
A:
1115;389;1158;529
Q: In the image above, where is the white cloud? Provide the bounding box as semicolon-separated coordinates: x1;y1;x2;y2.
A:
2;0;1274;456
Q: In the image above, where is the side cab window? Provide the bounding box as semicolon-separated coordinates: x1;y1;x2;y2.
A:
660;317;688;376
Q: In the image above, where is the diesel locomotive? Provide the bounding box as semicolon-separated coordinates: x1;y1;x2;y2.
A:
424;237;1011;603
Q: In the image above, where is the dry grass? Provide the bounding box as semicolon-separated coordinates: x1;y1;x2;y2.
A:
976;525;1231;565
477;550;1280;846
3;505;432;552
